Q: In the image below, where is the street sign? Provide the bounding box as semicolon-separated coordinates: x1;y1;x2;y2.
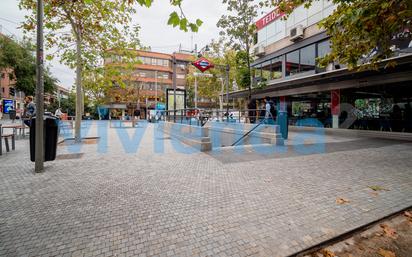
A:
192;57;214;73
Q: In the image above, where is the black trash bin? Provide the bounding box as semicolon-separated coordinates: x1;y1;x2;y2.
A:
30;115;59;162
9;109;16;120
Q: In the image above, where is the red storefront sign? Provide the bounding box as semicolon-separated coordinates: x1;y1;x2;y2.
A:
331;89;340;115
256;9;284;30
192;57;214;73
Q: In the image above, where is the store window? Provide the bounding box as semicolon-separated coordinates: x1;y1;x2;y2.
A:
261;60;271;81
286;50;300;76
270;56;283;79
300;44;316;72
317;40;331;58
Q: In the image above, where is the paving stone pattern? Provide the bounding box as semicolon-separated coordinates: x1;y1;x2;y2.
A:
1;122;412;257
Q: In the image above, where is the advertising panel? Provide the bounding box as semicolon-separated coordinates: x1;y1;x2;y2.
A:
166;89;186;111
2;99;14;114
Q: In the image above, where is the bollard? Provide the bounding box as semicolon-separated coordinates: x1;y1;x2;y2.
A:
277;111;288;139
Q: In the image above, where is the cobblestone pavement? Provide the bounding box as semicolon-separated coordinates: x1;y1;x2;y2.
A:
1;121;412;257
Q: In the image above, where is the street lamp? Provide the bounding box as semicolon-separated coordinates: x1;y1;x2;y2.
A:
155;70;158;110
197;44;210;58
193;72;213;109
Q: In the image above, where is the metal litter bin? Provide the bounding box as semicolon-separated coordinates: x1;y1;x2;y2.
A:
30;114;59;162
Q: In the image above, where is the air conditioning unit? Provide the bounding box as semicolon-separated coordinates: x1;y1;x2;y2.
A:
326;62;342;72
254;45;265;56
289;25;304;41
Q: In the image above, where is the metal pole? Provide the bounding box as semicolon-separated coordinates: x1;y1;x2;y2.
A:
155;70;158;111
35;0;44;172
172;55;177;122
226;64;230;122
194;75;197;109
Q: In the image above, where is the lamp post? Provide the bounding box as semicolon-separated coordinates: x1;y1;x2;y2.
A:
35;0;45;172
155;70;158;111
225;64;230;122
172;55;177;122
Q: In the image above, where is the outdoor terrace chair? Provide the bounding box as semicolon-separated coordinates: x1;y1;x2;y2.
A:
0;124;16;155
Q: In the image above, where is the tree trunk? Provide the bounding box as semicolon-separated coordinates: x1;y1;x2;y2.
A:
219;78;224;120
246;44;252;100
74;29;83;143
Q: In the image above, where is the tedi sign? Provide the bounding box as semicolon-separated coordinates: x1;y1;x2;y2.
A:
256;9;284;30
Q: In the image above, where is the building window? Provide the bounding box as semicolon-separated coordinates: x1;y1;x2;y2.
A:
270;56;282;79
285;43;317;76
300;44;316;72
177;63;186;70
286;49;300;76
317;40;331;59
261;60;271;81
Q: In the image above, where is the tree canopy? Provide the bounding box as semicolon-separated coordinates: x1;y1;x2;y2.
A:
0;35;57;95
217;0;258;96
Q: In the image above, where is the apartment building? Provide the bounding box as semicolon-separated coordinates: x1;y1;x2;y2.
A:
103;49;194;118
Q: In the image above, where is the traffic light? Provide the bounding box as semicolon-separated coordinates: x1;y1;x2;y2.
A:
9;87;15;96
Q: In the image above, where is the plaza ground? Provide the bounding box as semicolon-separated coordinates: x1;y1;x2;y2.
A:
0;121;411;257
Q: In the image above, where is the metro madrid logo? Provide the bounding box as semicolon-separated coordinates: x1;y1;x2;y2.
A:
192;57;214;73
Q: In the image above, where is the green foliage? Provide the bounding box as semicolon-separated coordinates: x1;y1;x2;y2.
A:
47;92;76;116
0;35;57;95
273;0;412;70
235;51;251;89
186;39;251;105
217;0;258;96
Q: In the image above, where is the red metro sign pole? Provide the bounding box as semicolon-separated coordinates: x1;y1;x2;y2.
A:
192;57;230;121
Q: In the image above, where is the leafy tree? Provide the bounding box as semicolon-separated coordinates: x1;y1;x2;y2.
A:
217;0;258;98
0;35;57;95
20;0;203;142
269;0;412;69
186;40;241;111
234;51;251;89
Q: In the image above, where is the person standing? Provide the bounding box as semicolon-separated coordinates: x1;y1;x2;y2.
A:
23;96;36;127
247;99;256;124
55;107;63;119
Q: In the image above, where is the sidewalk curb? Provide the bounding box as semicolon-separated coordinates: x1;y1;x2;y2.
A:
287;206;412;257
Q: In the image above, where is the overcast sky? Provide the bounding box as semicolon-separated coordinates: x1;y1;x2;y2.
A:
0;0;268;89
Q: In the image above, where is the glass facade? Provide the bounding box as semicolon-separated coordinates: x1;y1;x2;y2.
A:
286;50;299;76
255;39;332;79
300;44;316;72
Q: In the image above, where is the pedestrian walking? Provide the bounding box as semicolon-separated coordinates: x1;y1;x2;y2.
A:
264;96;276;124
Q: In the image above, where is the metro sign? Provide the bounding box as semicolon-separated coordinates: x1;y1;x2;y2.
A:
192;57;214;73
